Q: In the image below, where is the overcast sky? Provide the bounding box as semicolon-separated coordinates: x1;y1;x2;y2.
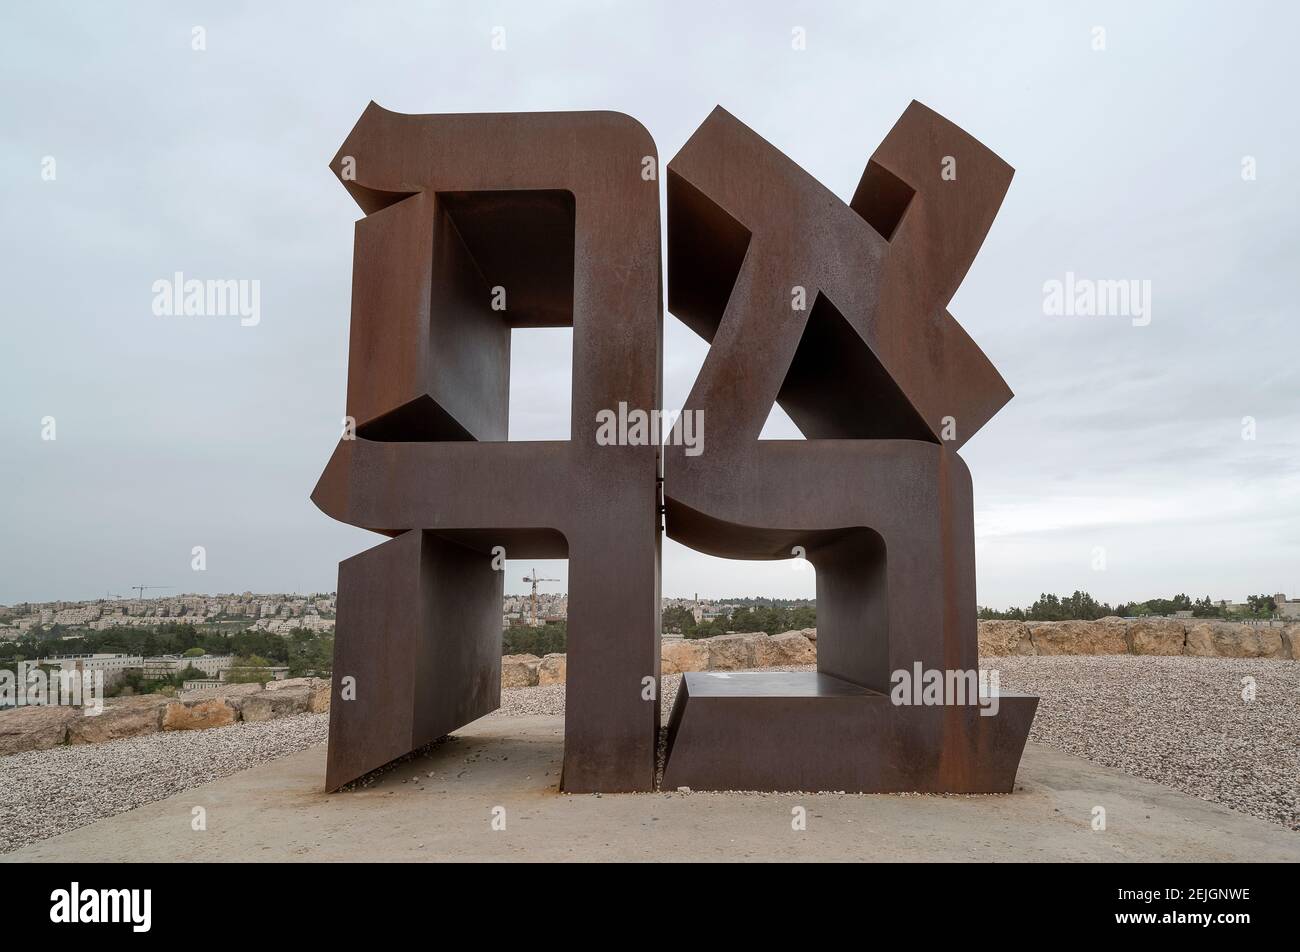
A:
1;1;1296;608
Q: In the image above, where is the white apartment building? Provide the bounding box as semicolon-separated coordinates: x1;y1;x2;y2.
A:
142;655;234;679
35;654;143;685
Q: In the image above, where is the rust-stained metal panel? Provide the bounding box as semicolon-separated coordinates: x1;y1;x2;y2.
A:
660;103;1035;792
315;101;1032;796
316;105;662;793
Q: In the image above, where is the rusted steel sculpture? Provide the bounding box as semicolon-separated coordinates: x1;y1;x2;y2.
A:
659;104;1037;792
313;105;662;792
315;100;1034;796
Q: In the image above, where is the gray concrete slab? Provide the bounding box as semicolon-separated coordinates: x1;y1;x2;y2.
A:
5;715;1296;862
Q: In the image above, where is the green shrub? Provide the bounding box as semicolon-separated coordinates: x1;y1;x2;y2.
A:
502;623;566;656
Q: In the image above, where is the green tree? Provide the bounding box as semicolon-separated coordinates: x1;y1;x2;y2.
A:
1245;594;1277;617
286;628;333;677
502;622;566;656
1192;595;1221;618
1024;591;1113;621
224;655;273;684
978;605;1026;620
662;605;695;635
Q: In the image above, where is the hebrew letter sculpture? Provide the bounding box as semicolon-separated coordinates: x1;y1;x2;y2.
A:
315;101;1035;796
659;103;1037;792
313;105;663;793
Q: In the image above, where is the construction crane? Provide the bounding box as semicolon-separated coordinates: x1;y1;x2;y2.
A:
130;585;173;600
521;568;559;627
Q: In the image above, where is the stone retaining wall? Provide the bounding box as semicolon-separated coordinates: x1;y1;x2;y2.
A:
979;617;1299;659
0;677;330;757
502;629;819;687
501;619;1298;688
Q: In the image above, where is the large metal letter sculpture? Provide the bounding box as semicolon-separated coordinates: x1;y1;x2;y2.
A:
313;105;662;792
659;104;1038;792
315;101;1035;796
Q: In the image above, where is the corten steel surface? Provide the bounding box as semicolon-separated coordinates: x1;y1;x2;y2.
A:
314;100;1031;795
327;530;501;791
662;673;1037;793
660;103;1037;792
314;104;662;793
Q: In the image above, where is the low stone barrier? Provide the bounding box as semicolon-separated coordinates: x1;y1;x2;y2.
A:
503;619;1297;689
0;677;331;757
661;629;817;673
978;618;1299;659
501;629;819;688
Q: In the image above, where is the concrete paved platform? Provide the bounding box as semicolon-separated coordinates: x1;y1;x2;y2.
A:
5;715;1296;862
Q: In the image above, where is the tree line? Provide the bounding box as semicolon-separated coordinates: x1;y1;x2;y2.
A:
662;603;816;639
978;591;1280;622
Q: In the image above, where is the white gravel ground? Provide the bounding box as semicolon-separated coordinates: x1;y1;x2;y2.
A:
1;656;1294;854
994;655;1299;830
0;714;328;854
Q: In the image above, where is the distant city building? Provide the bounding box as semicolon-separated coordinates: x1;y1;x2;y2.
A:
181;665;289;693
32;653;143;689
0;592;338;637
11;591;825;640
181;679;223;692
1214;594;1299;620
1273;593;1300;620
35;653;142;676
219;665;289;682
142;655;233;679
